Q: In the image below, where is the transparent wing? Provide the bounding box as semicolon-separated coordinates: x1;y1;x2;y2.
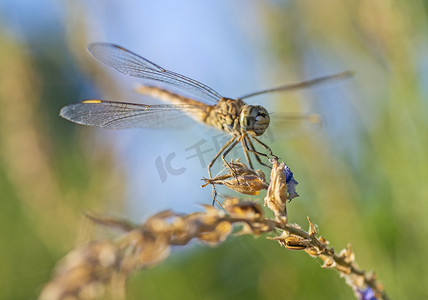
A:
238;71;353;100
88;43;223;104
59;100;207;130
264;113;322;140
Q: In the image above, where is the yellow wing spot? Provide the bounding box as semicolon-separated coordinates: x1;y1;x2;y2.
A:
82;100;103;104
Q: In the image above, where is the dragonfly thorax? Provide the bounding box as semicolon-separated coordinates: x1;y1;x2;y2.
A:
239;105;270;136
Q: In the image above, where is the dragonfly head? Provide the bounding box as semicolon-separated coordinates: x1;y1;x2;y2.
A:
239;105;270;136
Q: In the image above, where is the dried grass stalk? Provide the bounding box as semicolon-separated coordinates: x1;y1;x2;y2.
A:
39;204;388;299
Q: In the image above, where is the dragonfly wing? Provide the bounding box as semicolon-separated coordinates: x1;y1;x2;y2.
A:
239;71;354;100
60;100;207;130
88;43;223;104
268;113;322;139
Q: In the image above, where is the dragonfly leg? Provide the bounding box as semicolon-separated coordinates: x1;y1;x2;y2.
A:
240;136;254;170
244;136;271;169
244;137;270;160
252;136;278;159
220;139;240;178
208;136;237;205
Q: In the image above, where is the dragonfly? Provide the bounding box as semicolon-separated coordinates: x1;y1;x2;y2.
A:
60;43;352;201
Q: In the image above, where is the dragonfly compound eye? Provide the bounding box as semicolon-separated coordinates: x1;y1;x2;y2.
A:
240;105;270;136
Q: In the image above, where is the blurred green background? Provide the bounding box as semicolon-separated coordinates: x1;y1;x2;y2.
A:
1;0;427;299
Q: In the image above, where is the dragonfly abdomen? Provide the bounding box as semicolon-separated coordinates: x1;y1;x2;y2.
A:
135;85;206;106
135;85;210;124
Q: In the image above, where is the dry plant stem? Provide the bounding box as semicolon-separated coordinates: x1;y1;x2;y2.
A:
39;200;388;300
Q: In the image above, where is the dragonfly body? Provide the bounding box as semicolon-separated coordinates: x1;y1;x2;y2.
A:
205;97;246;134
135;85;270;137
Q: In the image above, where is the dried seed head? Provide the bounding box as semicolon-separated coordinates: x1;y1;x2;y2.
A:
339;244;355;264
273;233;310;250
198;221;233;245
319;236;328;244
283;236;310;250
224;197;264;220
39;241;119;300
133;232;171;267
321;256;336;268
202;159;268;195
307;217;317;236
228;159;258;176
264;159;288;223
222;174;268;195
